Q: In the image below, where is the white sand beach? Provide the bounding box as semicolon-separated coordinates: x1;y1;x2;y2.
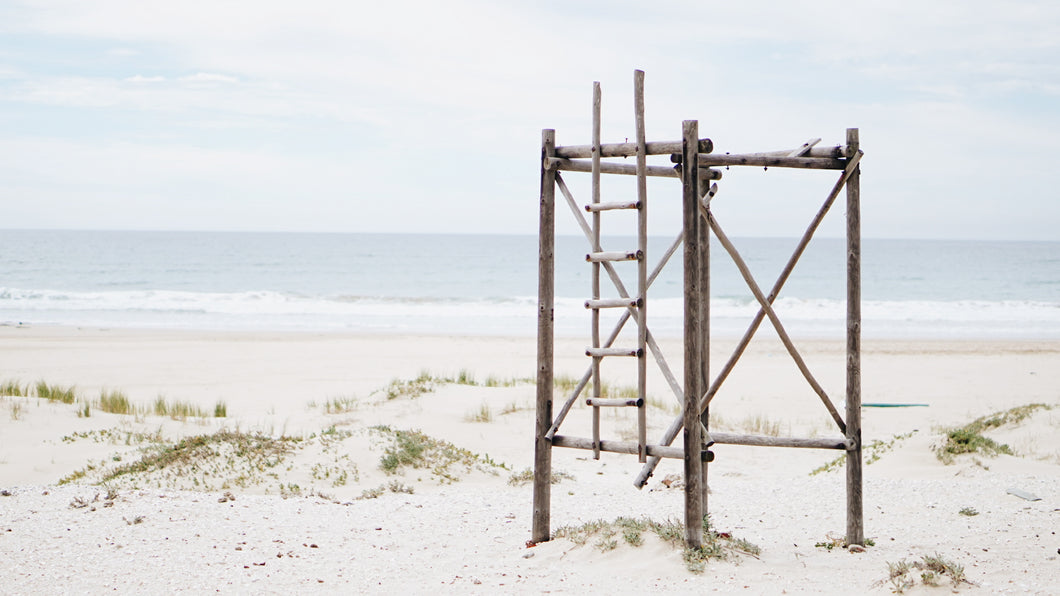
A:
1;326;1058;593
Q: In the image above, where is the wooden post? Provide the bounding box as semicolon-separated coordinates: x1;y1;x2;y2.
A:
533;129;557;544
698;149;711;513
681;120;703;548
634;69;649;463
844;127;864;546
591;82;602;461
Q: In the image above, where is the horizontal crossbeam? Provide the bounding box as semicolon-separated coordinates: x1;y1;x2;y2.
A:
552;435;714;461
555;138;713;159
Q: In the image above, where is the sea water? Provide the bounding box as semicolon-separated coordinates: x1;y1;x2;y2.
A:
1;230;1057;339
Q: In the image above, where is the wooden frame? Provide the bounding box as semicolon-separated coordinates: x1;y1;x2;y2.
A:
533;70;864;548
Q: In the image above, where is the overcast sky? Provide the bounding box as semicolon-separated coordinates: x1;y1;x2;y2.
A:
1;1;1057;240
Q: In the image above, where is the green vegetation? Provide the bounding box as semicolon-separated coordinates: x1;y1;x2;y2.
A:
323;395;357;414
59;429;302;490
464;403;493;423
376;370;535;401
814;533;875;550
958;506;979;517
507;467;574;486
1;380;29;396
8;399;24;421
811;431;917;475
553;515;760;573
35;381;76;404
371;425;507;483
152;396;212;420
4;377;229;419
99;389;133;415
934;404;1053;464
882;553;968;593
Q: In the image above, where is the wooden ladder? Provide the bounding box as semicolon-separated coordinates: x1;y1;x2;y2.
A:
584;75;650;463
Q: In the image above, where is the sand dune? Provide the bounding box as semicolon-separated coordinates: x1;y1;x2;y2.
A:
1;327;1058;593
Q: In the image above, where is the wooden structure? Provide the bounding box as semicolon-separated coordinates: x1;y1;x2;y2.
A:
533;70;865;548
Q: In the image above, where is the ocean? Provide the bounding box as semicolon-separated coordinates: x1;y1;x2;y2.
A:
1;230;1057;339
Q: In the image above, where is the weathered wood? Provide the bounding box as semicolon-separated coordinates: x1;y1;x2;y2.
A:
787;138;821;157
586;200;640;212
591;81;602;461
704;210;846;432
633;150;863;489
634;69;649;463
548;157;723;180
845;127;864;546
709;432;851;450
586;397;644;407
697;163;711;512
545;174;677;441
586;347;641;358
533;129;557;544
681;119;703;549
552;435;714;461
585;298;639;309
699;151;863;412
555;138;712;159
698;153;846;169
586;250;641;262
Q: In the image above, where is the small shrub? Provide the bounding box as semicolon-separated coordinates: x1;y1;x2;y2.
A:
958;506;979;516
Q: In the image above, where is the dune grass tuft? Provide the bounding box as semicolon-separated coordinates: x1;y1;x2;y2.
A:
98;389;133;415
553;515;759;573
371;425;507;483
1;380;29;397
934;403;1053;464
36;381;76;404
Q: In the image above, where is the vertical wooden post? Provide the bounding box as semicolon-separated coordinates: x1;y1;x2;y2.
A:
698;157;711;514
844;127;864;546
633;69;649;463
533;129;557;544
591;83;602;460
681;120;703;548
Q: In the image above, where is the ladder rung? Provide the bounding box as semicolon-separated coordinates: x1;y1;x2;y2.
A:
585;200;641;212
586;347;643;358
586;250;642;263
585;298;640;309
587;397;644;407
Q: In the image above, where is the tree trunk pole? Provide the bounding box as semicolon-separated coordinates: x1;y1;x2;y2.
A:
533;129;557;544
844;128;864;546
681;120;703;549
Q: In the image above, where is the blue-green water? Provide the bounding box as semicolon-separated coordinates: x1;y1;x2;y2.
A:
1;230;1057;338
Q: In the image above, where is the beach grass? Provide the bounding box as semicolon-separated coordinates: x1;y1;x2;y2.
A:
553;515;760;573
323;395;357;414
934;403;1053;464
98;389;133;415
35;381;77;404
464;403;493;423
1;379;29;397
371;425;507;483
882;553;968;592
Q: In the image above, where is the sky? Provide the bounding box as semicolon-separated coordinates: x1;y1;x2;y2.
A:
1;1;1058;240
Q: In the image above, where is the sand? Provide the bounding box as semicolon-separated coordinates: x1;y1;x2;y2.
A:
1;325;1058;594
